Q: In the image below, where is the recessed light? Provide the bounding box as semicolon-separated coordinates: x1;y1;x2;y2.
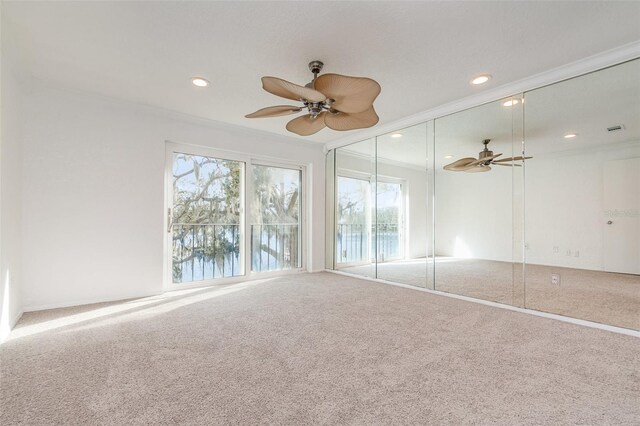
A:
471;74;492;85
191;77;209;87
444;155;454;159
564;133;578;139
391;133;403;138
503;99;519;107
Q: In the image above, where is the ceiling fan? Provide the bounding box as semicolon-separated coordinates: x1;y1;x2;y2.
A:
245;60;381;136
443;139;532;173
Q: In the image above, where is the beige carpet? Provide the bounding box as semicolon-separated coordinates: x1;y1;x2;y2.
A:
342;258;640;330
1;272;639;425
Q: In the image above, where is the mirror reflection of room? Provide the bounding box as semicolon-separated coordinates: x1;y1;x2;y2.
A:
434;96;525;306
327;58;639;331
335;138;376;279
374;124;430;287
523;59;640;329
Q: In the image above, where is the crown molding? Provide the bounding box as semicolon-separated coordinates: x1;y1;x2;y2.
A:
325;40;640;153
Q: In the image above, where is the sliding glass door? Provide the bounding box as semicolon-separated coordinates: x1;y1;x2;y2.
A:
251;164;302;272
167;145;305;287
170;153;244;283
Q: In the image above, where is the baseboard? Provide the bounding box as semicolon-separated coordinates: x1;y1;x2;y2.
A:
325;269;640;338
23;291;163;313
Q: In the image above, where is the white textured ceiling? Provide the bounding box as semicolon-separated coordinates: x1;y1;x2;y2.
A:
4;1;640;143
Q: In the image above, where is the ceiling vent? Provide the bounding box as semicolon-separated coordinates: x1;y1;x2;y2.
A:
607;124;625;133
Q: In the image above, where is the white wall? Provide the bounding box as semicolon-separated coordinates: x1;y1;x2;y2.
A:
0;17;24;341
20;85;326;311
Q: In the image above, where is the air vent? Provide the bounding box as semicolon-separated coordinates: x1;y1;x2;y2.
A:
607;124;625;133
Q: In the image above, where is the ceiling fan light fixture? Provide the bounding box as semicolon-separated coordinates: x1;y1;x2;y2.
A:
191;77;210;87
246;60;381;136
471;74;492;85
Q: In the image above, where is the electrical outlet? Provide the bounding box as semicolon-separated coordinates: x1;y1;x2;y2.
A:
551;273;561;286
566;249;572;256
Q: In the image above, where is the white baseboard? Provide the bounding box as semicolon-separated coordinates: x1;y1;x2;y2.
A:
325;269;640;338
23;291;163;313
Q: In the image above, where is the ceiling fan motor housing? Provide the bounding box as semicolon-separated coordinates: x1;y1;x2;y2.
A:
478;139;493;164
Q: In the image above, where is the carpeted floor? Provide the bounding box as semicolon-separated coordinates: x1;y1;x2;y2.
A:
342;258;640;330
1;272;639;425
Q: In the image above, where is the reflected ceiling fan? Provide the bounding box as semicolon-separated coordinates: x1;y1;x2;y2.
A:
245;60;381;136
443;139;532;173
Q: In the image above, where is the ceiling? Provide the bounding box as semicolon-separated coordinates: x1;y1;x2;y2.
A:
4;1;640;144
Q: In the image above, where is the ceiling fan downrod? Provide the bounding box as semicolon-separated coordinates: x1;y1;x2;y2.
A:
306;60;336;117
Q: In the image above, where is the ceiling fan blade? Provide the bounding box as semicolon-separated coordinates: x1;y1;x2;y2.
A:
493;156;533;163
314;73;381;114
467;153;503;167
245;105;303;118
443;157;477;171
465;165;491;173
324;107;379;131
262;76;326;103
286;112;327;136
492;163;522;167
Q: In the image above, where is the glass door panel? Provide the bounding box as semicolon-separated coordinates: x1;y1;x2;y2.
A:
171;153;244;283
251;165;302;272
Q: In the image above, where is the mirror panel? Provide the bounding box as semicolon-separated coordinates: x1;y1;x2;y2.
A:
375;123;429;287
335;138;376;278
434;96;525;305
523;59;640;329
325;59;639;331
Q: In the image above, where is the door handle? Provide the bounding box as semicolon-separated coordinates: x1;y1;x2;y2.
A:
607;220;613;225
